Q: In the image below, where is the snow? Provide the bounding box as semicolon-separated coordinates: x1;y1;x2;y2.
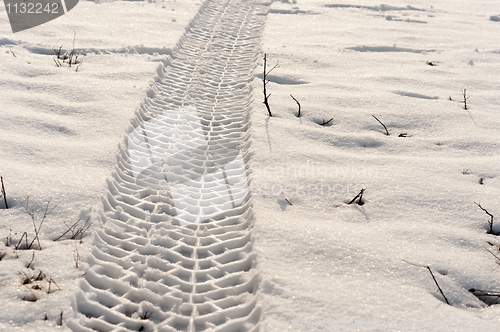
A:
1;0;500;331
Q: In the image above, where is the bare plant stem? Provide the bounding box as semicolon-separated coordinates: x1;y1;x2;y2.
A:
485;248;500;263
290;94;301;117
262;53;278;117
372;115;389;135
1;176;8;209
26;251;35;269
58;311;63;326
25;197;57;250
53;217;92;242
319;118;334;126
475;202;495;234
469;288;500;306
348;188;365;205
403;260;450;305
462;88;470;110
47;278;61;294
15;232;28;250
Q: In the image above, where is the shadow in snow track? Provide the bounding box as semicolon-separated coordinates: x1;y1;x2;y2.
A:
69;0;269;331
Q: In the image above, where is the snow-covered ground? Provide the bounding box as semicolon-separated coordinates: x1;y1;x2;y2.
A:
2;0;500;331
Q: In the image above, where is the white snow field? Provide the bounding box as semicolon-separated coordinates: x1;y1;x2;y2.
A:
2;0;500;331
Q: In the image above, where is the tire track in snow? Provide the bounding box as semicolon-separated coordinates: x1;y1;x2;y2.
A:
71;0;268;331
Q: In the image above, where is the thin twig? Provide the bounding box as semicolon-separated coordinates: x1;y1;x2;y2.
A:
53;217;92;242
15;232;29;250
403;260;450;305
47;278;61;294
485;248;500;263
462;88;470;110
35;270;46;281
262;53;279;117
53;220;80;242
290;94;301;117
469;288;500;306
24;197;56;250
26;251;35;269
1;176;8;209
73;217;92;241
372;115;389;135
475;202;495;234
319;118;334;126
348;188;365;205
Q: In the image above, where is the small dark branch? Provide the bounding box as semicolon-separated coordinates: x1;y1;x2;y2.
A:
469;288;500;306
290;94;301;117
485;248;500;263
462;88;470;110
53;58;62;67
426;266;450;305
53;217;91;242
398;133;408;137
25;197;56;250
9;48;16;57
73;217;92;241
372;115;389;135
262;53;278;117
479;177;484;185
0;252;6;261
58;311;63;326
358;189;364;204
6;229;12;247
15;232;29;250
26;251;35;269
139;311;151;320
348;188;365;205
403;260;450;305
47;278;61;294
319;118;334;126
53;46;63;59
285;198;293;206
475;202;495;235
53;220;80;242
35;270;46;281
1;176;8;209
448;96;453;101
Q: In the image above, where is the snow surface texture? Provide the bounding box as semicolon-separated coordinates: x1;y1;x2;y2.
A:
69;0;266;331
2;0;500;331
251;0;500;331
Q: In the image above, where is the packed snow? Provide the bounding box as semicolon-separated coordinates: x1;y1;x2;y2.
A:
1;0;500;331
